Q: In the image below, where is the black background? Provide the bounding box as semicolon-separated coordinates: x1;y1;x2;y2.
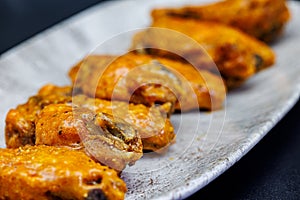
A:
0;0;299;199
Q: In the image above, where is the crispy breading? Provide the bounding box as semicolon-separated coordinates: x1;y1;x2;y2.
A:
69;54;182;109
130;19;275;88
151;0;290;42
5;85;175;152
5;85;72;148
35;104;143;170
0;145;126;200
72;95;175;152
69;53;226;111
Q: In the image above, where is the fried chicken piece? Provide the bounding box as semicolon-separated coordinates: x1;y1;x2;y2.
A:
130;18;275;88
5;85;72;148
151;0;290;43
72;95;175;152
35;104;143;170
69;53;226;111
5;84;175;153
0;145;126;200
46;85;175;152
69;54;182;109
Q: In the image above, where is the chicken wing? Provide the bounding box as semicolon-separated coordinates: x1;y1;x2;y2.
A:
69;54;182;109
151;0;290;43
5;84;175;153
130;18;275;88
69;53;226;111
5;85;72;148
35;104;143;170
0;145;126;200
72;95;175;152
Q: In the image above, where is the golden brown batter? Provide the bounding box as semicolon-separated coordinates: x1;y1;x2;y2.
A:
6;85;175;153
0;145;126;200
131;18;275;88
151;0;290;42
5;85;72;148
35;104;143;170
69;53;226;111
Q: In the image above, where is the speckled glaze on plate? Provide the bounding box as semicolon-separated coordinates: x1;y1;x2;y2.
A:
0;1;299;199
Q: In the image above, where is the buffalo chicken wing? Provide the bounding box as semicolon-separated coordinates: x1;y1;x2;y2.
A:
151;0;290;42
5;85;175;153
35;104;143;170
0;145;126;200
131;18;275;88
69;53;226;111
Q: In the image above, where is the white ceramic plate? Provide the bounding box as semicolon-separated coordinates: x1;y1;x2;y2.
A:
0;1;299;199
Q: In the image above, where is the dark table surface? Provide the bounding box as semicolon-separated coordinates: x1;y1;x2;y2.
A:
1;0;299;199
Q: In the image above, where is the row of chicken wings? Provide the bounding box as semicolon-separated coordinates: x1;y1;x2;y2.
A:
1;0;290;199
